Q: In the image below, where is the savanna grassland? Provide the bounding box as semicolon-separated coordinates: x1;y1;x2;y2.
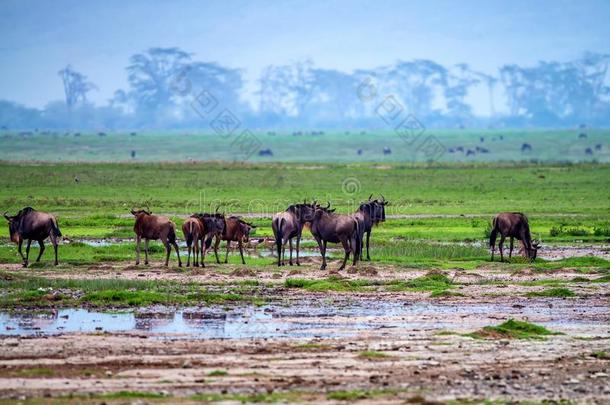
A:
0;153;609;403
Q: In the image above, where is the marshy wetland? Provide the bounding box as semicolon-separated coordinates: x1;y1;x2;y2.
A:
0;161;609;404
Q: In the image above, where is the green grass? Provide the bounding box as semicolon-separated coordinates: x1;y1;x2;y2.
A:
284;276;369;292
386;272;454;294
102;391;167;399
467;319;562;340
207;370;228;377
357;350;392;360
526;287;576;298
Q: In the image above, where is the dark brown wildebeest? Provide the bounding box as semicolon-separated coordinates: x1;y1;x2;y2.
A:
212;216;255;264
272;202;316;266
489;212;539;262
310;203;361;271
191;213;226;267
354;195;389;261
182;216;204;267
131;209;182;267
4;207;62;267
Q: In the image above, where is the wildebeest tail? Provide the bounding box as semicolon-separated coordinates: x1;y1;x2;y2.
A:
51;217;62;237
168;225;177;244
489;216;498;248
353;218;361;262
205;236;213;249
185;222;194;246
275;218;284;265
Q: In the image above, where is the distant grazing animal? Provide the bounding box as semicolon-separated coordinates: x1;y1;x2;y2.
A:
489;212;539;262
585;147;593;155
475;146;490;153
466;149;475;156
3;207;62;267
192;213;226;267
98;132;106;137
456;146;464;152
131;209;181;267
383;147;392;155
594;144;602;151
212;216;255;264
272;202;316;266
521;143;532;152
310;203;361;271
578;133;587;139
182;216;204;267
258;148;273;157
131;150;136;158
480;137;485;143
130;132;137;136
499;135;504;140
357;149;363;155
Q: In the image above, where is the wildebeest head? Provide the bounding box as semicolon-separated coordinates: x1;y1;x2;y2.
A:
130;208;151;217
3;212;20;243
239;220;256;242
528;240;540;260
288;201;317;223
373;195;389;223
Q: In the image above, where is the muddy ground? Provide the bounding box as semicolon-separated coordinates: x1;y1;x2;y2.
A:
0;257;609;404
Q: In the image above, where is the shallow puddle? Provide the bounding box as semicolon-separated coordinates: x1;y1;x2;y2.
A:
1;298;607;339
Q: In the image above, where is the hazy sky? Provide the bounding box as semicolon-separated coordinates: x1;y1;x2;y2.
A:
1;0;609;112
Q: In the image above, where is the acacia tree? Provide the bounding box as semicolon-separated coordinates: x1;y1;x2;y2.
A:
58;66;97;109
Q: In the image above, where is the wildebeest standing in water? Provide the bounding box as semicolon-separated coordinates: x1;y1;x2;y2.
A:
212;216;255;264
182;216;204;267
489;212;539;262
310;203;361;271
4;207;62;267
131;209;182;267
272;202;316;266
354;195;388;261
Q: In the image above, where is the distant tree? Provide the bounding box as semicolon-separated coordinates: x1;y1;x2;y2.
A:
258;60;314;117
443;64;479;120
58;66;97;109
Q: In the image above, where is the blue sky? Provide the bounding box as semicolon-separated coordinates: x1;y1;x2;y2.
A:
1;0;609;113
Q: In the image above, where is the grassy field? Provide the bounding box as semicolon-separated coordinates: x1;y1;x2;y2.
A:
0;160;608;268
1;129;609;162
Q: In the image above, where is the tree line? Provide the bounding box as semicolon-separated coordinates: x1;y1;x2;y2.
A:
1;48;609;129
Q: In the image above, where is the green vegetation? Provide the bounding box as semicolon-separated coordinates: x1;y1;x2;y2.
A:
591;351;609;360
102;391;167;399
526;287;576;298
467;319;562;340
386;272;454;294
326;388;403;401
284;276;369;292
207;370;228;377
191;391;305;403
357;350;392;360
0;272;261;308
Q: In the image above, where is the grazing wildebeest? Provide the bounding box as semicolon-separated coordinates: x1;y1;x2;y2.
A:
191;213;226;267
272;202;316;266
521;143;532;152
353;195;388;261
258;148;273;157
4;207;62;267
310;203;361;271
585;147;593;155
595;144;602;151
357;149;363;155
489;212;539;262
466;149;475;156
212;216;255;264
383;147;392;155
131;209;182;267
456;146;464;152
579;132;587;139
182;216;204;267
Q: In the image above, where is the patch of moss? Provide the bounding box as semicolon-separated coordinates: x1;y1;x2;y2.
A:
526;287;576;298
467;319;562;340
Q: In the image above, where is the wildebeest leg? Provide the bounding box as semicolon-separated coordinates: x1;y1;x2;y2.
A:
35;240;45;262
214;237;221;264
200;237;207;267
24;239;32;267
135;236;141;265
315;237;326;270
509;237;514;259
499;235;506;262
193;238;199;267
339;238;350;270
366;231;371;261
296;235;301;266
238;240;245;265
171;240;182;267
17;240;25;265
225;241;230;263
52;237;58;266
144;239;149;265
288;238;293;266
186;240;192;267
163;238;171;266
490;240;495;262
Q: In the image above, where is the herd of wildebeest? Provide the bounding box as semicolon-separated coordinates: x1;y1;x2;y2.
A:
3;198;540;269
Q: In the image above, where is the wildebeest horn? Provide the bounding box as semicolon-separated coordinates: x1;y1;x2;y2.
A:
368;194;373;201
381;194;386;202
325;201;331;209
3;211;10;221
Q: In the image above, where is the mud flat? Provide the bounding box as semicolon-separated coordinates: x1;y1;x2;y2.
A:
0;287;609;403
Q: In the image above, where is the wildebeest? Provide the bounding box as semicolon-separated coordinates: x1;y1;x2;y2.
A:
595;144;602;151
353;195;388;261
521;143;532;152
585;147;593;155
3;207;62;267
211;216;255;264
579;132;587;139
489;212;539;262
310;203;361;271
272;202;316;266
466;149;475;156
131;209;182;267
383;147;392;155
182;216;204;267
191;212;226;267
357;149;363;155
258;148;273;157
